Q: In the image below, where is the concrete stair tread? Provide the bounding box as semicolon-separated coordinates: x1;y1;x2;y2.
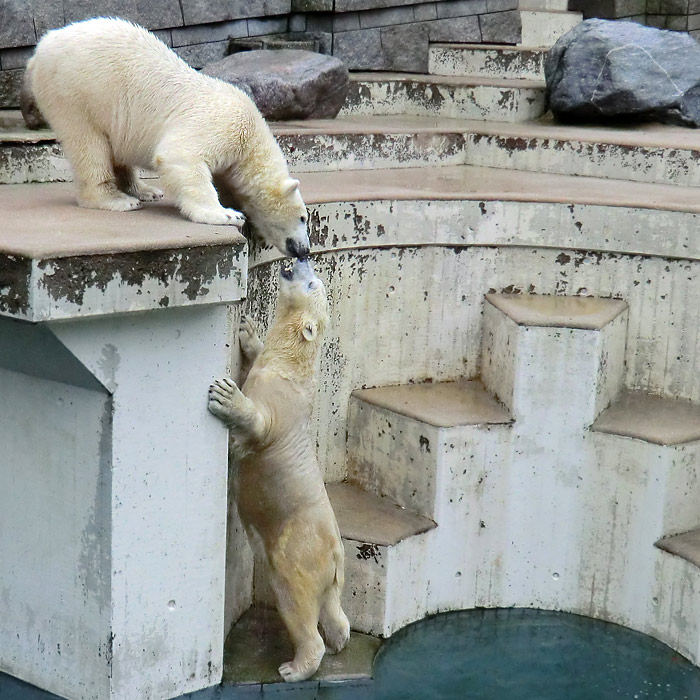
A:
0;181;245;259
592;391;700;446
7;111;700;153
656;529;700;569
350;71;545;89
295;164;700;216
486;293;628;330
352;379;511;428
430;42;547;53
327;481;436;546
223;605;380;685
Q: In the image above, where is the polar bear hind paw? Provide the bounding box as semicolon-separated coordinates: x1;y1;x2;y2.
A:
130;181;164;202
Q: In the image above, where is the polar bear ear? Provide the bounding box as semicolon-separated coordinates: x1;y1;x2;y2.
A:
282;178;300;198
301;319;317;342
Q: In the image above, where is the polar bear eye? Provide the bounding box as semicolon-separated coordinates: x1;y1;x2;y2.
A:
300;215;307;224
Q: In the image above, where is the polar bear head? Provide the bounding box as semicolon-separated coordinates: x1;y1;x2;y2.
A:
262;258;328;377
246;178;311;259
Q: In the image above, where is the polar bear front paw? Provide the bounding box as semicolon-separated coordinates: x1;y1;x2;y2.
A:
187;206;246;227
79;191;142;212
239;315;264;362
131;181;164;202
208;377;244;422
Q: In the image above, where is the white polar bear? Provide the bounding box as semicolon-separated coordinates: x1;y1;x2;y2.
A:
26;17;310;258
208;259;350;682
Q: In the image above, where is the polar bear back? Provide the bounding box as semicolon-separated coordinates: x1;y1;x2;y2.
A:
29;17;251;168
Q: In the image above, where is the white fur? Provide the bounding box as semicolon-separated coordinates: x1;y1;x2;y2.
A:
209;260;349;682
27;17;310;256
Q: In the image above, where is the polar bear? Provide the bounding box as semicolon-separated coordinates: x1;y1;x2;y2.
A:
208;259;349;682
26;17;310;258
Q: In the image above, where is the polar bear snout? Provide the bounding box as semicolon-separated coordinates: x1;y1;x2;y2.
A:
285;236;310;260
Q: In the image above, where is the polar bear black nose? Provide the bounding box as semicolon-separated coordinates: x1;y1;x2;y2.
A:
286;238;310;260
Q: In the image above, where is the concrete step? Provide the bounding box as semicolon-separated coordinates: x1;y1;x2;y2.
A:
428;43;547;81
346;379;512;519
7;110;700;186
656;528;700;569
340;73;547;122
327;481;436;637
520;10;582;48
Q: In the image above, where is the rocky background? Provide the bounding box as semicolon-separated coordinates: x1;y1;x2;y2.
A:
0;0;522;108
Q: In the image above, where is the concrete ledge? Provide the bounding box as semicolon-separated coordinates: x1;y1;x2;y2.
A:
352;379;511;428
0;182;247;321
328;481;436;546
485;293;628;330
592;392;700;446
656;529;700;569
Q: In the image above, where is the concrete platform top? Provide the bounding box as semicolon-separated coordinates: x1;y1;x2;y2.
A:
352;379;512;429
656;529;700;569
486;293;628;330
592;392;700;446
327;481;436;546
0;181;245;259
0;182;247;321
223;606;380;686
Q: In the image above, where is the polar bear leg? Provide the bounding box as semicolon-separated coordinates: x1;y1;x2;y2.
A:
208;377;266;440
154;152;245;227
269;571;325;682
114;165;164;202
55;118;141;212
239;315;264;363
319;585;350;655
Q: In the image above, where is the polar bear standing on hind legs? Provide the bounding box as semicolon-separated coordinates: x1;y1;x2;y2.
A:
208;259;350;682
26;17;310;258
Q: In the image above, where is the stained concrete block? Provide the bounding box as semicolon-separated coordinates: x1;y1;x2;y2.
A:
183;0;291;26
0;0;35;49
333;28;383;69
171;19;248;46
0;68;22;108
381;23;429;73
426;14;481;42
436;0;487;18
479;9;522;43
175;41;230;69
61;0;184;30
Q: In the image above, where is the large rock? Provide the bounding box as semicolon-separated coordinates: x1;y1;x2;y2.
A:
546;19;700;128
202;49;349;120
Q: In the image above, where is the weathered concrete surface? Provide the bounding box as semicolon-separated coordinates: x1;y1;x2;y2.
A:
340;73;547;122
0;305;237;700
429;43;547;81
0;182;247;321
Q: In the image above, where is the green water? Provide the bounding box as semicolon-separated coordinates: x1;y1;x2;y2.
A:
2;609;700;699
373;609;700;700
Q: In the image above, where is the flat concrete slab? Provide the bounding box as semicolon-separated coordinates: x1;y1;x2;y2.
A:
352;379;512;429
327;481;436;546
223;606;380;686
0;181;245;258
350;71;546;90
656;529;700;569
486;293;628;330
592;391;700;446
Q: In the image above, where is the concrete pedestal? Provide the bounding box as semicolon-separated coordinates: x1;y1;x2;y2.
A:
0;183;248;700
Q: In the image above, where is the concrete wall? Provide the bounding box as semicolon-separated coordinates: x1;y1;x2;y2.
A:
569;0;700;39
0;0;522;109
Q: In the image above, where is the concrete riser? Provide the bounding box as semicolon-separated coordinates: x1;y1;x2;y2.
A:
428;46;546;81
465;133;700;188
340;81;546;122
520;10;582;47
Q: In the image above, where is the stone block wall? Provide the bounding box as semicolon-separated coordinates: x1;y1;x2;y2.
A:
0;0;520;108
569;0;700;39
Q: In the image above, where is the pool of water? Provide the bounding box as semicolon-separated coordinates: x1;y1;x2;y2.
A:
3;609;700;699
373;609;700;700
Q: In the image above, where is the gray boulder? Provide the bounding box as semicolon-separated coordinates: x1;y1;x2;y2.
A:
202;49;349;120
546;19;700;128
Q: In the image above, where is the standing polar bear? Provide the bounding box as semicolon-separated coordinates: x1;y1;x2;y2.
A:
208;259;350;682
26;17;310;258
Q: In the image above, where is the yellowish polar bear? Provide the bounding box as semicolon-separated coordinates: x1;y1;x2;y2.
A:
208;259;349;682
26;17;310;258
